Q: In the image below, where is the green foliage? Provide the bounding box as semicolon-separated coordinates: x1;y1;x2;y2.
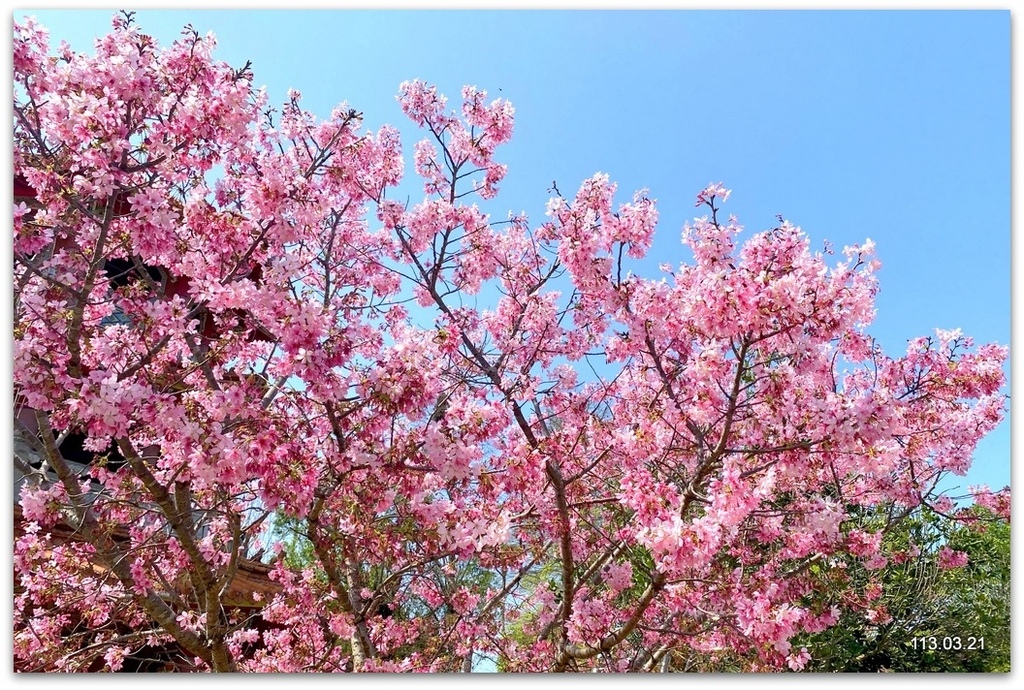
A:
269;512;317;572
495;559;560;671
796;506;1009;672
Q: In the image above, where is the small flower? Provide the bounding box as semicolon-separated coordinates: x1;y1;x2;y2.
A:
936;546;969;570
695;182;732;207
787;647;810;671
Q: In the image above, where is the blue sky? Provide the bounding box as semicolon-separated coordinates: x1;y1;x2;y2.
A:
15;9;1010;492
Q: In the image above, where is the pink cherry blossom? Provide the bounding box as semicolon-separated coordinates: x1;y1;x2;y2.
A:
936;547;969;570
12;15;1008;674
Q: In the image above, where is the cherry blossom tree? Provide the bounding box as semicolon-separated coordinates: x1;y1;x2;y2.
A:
13;14;1009;673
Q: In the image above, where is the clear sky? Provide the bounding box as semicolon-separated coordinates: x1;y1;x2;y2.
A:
14;8;1010;493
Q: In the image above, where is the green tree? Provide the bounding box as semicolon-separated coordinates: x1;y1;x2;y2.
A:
796;507;1009;672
